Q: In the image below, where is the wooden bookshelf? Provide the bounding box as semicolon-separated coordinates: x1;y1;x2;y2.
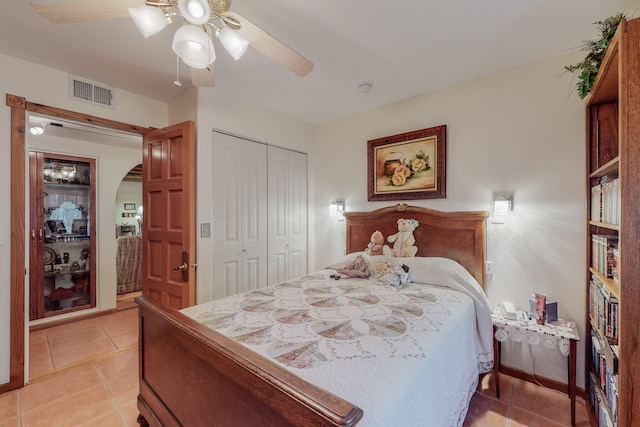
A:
585;17;640;426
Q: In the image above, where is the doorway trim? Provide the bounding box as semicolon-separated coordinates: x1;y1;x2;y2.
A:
6;93;148;389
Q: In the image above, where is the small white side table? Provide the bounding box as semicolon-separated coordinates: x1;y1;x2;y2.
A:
491;308;580;426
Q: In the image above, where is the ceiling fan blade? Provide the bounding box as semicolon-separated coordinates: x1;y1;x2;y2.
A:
191;66;215;87
225;11;313;77
31;0;144;23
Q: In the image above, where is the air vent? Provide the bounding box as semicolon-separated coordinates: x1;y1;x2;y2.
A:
68;75;116;109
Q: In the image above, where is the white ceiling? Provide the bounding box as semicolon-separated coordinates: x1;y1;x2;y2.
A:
1;1;638;126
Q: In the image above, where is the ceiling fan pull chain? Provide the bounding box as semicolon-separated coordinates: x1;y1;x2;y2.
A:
174;55;182;87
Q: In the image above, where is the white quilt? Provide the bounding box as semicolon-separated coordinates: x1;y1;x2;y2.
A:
181;255;493;427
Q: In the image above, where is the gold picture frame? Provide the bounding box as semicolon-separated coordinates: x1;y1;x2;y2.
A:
367;125;446;201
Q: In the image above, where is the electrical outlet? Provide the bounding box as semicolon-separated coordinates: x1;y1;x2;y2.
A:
485;261;493;275
200;223;211;238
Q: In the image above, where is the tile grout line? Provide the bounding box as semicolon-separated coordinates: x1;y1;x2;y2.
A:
98;310;139;350
97;315;121;349
28;344;138;384
18;386;23;427
44;329;55;372
505;377;515;427
93;359;132;427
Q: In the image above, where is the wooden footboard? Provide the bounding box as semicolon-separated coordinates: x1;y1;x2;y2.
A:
136;295;363;427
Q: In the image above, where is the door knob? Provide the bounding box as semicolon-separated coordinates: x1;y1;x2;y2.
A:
172;262;188;272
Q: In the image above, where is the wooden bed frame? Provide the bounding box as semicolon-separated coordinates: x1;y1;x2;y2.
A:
343;204;488;288
136;204;489;426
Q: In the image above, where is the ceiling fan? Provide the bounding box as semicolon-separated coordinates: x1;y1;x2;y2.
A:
30;0;314;87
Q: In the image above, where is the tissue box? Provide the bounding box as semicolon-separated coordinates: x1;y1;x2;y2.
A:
529;299;558;323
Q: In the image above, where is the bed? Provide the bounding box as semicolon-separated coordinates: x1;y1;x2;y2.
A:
136;204;492;427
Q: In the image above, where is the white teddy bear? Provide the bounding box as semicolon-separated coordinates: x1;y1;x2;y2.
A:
370;259;410;286
383;218;420;258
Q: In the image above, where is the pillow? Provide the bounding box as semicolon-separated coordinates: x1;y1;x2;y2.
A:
325;251;395;271
325;252;366;270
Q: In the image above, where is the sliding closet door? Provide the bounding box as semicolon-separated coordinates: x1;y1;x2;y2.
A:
212;132;267;298
267;146;307;285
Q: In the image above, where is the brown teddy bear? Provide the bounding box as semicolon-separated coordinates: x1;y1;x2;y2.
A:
365;230;384;256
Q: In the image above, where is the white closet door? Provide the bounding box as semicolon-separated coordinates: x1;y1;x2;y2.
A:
267;146;289;285
287;150;307;280
212;132;267;299
267;146;308;285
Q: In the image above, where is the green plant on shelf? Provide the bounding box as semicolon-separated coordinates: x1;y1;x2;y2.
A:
565;13;625;99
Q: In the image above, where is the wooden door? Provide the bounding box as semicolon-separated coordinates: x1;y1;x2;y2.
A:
142;121;196;309
212;131;267;299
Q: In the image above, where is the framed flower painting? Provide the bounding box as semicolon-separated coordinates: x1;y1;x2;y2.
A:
367;125;446;201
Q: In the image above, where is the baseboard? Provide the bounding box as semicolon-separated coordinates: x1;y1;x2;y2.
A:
0;382;9;394
29;307;117;332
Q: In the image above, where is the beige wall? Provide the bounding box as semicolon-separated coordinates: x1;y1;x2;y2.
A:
0;53;168;384
169;86;198;124
312;52;587;386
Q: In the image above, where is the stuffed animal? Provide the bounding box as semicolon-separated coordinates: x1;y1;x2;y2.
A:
383;218;420;258
332;254;370;279
370;259;410;286
365;230;384;256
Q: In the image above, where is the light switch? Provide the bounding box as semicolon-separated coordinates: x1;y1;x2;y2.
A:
200;223;211;238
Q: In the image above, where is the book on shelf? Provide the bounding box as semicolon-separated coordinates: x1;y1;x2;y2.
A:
591;183;602;222
611;247;620;283
591;176;620;226
590;372;617;427
592;235;619;279
590;275;619;346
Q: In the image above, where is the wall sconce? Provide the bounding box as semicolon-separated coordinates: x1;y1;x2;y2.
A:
329;199;345;221
492;193;513;224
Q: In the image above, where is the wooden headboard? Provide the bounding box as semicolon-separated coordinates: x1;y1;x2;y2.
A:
343;204;489;288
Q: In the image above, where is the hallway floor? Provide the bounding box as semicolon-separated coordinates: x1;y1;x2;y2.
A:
0;297;591;426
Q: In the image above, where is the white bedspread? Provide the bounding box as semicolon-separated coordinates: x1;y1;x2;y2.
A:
181;256;493;427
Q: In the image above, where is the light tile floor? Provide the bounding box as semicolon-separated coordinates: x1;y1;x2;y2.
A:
464;372;591;426
0;298;591;427
29;307;138;381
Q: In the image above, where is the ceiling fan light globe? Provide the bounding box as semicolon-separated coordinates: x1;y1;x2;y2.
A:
217;27;249;60
172;25;216;69
128;5;168;38
178;0;211;25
